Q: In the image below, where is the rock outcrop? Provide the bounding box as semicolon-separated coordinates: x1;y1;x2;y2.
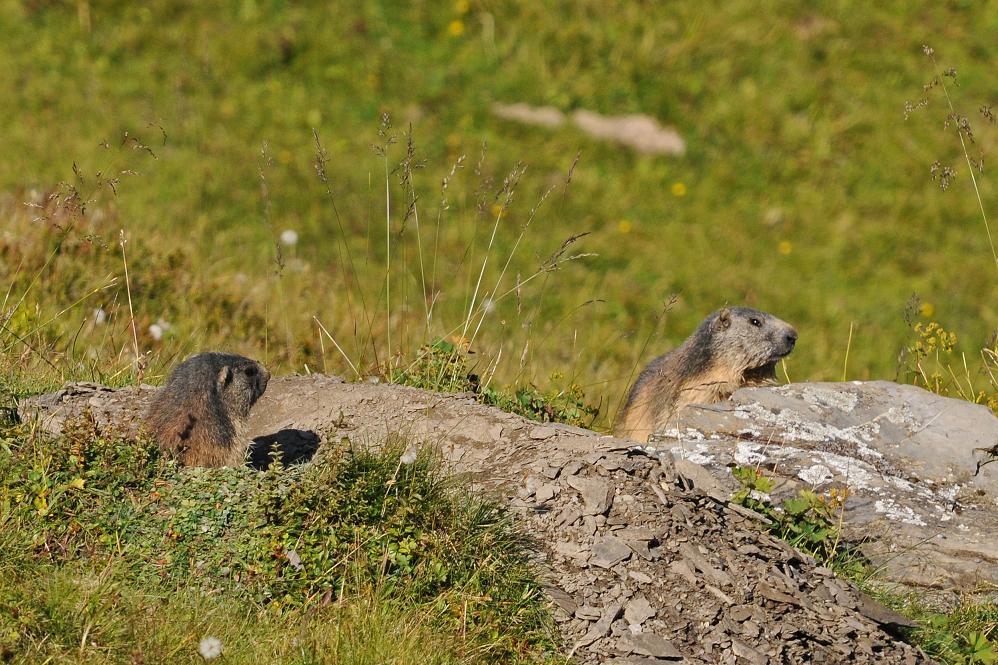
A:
655;381;998;592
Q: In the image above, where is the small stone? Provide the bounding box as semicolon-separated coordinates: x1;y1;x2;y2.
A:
541;464;561;479
554;507;582;528
624;594;656;625
567;475;613;515
856;593;919;628
616;528;656;541
617;632;683;659
628;570;654;584
756;580;802;607
591;535;633;569
627;539;653;560
730;637;767;665
553;541;589;563
535;483;557;504
704;584;735;605
669;559;698;585
728;605;754;622
574;603;622;648
546;586;578;615
735;544;764;557
575;605;602;620
529;426;558;440
678;543;732;586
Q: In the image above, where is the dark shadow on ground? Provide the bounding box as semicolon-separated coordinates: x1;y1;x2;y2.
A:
249;429;321;469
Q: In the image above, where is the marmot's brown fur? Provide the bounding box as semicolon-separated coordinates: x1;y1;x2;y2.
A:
614;307;797;443
144;352;271;467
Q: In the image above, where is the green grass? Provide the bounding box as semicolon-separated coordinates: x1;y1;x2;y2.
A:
0;1;996;425
0;558;482;665
0;418;563;663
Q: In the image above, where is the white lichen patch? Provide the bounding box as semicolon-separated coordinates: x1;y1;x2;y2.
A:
732;402;883;455
937;485;959;503
733;441;806;467
734;442;767;466
798;464;835;486
874;499;927;526
669;442;715;465
883;404;916;427
810;451;880;491
652;427;707;442
800;386;859;413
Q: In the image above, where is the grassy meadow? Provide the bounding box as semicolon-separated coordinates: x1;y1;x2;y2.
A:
0;0;996;418
2;1;998;663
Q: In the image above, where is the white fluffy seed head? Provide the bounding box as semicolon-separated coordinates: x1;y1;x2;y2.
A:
198;636;222;660
280;229;299;246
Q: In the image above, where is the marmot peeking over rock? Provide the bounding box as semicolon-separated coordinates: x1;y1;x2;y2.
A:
144;352;271;467
615;307;797;443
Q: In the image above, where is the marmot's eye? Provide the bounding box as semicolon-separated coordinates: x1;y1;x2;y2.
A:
749;318;762;327
244;367;257;377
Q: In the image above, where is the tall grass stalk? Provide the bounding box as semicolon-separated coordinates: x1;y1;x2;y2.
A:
118;230;141;380
922;47;996;272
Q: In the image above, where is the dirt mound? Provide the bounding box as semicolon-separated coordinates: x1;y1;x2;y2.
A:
20;376;932;663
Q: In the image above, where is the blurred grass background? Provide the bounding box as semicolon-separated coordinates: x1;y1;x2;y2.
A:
0;0;996;423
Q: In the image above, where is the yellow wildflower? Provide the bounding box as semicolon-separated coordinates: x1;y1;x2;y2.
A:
671;182;687;197
920;302;935;317
617;219;632;234
778;241;792;255
447;19;465;37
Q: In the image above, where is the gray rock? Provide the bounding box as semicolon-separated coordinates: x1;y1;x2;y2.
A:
574;603;622;648
567;475;613;516
617;632;683;659
624;594;656;625
591;535;633;569
655;381;998;590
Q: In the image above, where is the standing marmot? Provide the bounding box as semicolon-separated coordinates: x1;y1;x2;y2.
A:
614;307;797;442
144;352;271;467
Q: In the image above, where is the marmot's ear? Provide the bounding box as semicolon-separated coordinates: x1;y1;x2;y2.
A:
217;365;233;388
716;308;732;329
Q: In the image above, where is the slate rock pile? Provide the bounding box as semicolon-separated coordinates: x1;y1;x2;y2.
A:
511;448;929;664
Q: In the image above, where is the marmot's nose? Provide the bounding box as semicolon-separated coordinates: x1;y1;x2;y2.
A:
785;329;798;348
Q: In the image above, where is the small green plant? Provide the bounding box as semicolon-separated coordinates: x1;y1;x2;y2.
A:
899;310;998;415
730;466;866;576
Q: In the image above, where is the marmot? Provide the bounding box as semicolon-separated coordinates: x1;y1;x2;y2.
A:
614;307;797;442
144;352;271;467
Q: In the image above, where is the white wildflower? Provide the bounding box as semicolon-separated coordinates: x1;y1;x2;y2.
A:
198;636;222;660
280;229;299;246
148;323;164;341
400;448;418;465
482;297;496;314
93;307;107;325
